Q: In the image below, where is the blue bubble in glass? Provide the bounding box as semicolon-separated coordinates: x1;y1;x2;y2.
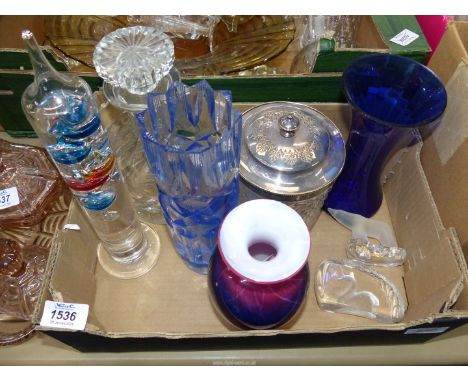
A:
46;93;100;141
47;137;91;165
78;189;116;211
324;54;447;217
61;95;88;124
44;91;88;135
53;114;101;140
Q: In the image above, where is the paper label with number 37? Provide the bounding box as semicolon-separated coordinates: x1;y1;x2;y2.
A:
0;187;20;210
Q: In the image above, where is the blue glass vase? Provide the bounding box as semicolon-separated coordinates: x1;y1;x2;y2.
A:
325;54;447;217
136;80;242;274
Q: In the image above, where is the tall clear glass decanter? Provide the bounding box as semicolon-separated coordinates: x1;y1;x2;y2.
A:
21;30;160;279
93;26;180;224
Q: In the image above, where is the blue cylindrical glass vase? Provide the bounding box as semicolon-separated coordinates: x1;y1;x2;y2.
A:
324;54;447;217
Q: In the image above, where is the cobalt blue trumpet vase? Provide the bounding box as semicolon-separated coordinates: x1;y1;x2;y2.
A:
325;54;447;217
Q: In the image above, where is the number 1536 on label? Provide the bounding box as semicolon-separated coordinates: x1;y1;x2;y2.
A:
40;300;89;330
50;309;77;321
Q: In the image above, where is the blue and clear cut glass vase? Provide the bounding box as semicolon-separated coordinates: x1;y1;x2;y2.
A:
324;54;447;217
136;80;242;274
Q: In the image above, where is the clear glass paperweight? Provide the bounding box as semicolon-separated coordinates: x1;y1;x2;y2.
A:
346;238;407;267
328;208;407;267
315;258;406;323
94;26;179;224
21;30;159;279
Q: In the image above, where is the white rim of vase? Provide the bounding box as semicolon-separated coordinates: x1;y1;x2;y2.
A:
218;199;310;284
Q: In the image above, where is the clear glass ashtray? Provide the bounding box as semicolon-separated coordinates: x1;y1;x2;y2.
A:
315;258;406;323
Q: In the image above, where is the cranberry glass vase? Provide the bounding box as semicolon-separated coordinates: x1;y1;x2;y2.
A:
209;199;310;329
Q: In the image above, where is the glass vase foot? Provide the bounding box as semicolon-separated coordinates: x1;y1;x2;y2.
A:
133;198;165;225
97;222;160;279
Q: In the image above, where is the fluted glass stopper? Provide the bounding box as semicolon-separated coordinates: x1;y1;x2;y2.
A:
94;26;177;111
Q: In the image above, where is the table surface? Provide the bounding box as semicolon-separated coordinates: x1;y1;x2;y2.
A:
1;324;468;365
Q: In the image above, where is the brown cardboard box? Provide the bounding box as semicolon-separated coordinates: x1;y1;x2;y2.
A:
421;21;468;256
30;102;468;346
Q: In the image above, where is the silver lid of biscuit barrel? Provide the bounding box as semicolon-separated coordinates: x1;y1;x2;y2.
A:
240;101;346;200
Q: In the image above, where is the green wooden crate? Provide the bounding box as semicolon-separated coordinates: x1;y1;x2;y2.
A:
0;16;430;138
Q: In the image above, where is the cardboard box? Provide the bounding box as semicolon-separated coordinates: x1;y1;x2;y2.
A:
421;21;468;257
30;102;468;350
0;15;430;137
